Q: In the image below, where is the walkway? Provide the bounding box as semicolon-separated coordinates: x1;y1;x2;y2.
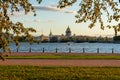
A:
0;59;120;66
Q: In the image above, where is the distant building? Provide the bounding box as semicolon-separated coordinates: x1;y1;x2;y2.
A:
40;34;49;42
49;30;53;37
34;36;41;41
66;26;71;37
34;26;112;43
50;35;61;42
48;26;73;42
34;34;49;42
49;29;53;41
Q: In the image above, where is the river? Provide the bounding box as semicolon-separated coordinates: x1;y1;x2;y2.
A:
8;42;120;53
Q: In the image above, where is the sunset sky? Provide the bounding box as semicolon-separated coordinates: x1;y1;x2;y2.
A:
10;0;120;37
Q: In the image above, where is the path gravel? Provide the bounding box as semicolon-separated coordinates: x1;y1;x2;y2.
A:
1;59;120;66
1;52;120;66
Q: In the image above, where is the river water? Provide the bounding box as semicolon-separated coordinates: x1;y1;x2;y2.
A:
9;42;120;53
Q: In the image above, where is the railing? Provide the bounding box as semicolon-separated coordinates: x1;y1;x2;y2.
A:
8;47;119;54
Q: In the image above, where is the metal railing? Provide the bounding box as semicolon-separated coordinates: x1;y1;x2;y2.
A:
8;47;119;54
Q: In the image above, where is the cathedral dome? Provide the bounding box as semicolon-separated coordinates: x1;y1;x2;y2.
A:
66;27;71;33
66;26;71;37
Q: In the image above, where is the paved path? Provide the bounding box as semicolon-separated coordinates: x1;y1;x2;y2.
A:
1;59;120;66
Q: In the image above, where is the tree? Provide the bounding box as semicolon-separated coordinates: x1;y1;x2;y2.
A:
113;35;120;41
58;0;120;30
0;0;42;60
107;23;120;36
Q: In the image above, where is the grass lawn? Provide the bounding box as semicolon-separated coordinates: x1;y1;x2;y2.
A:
7;54;120;59
0;66;120;80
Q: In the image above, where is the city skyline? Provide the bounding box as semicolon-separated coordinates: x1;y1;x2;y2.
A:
38;26;112;37
10;0;120;37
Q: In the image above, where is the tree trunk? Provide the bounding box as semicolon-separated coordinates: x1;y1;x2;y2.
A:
114;28;117;36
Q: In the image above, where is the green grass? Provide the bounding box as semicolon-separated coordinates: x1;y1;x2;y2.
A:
0;66;120;80
7;54;120;59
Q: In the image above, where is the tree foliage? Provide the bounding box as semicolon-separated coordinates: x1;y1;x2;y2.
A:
0;0;42;60
58;0;120;30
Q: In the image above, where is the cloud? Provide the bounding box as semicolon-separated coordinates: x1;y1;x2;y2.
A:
9;5;77;17
34;19;40;23
9;11;24;17
33;19;55;23
64;10;77;14
34;5;62;11
33;5;77;14
9;11;33;17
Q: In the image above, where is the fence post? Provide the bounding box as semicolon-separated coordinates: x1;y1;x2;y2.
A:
97;48;99;53
17;48;19;52
43;48;44;53
56;48;58;53
83;48;85;53
69;48;71;53
112;48;114;54
29;47;31;52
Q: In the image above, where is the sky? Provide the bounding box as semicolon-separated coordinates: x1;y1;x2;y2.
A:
10;0;120;37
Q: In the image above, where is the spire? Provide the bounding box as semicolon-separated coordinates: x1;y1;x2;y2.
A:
49;29;53;37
